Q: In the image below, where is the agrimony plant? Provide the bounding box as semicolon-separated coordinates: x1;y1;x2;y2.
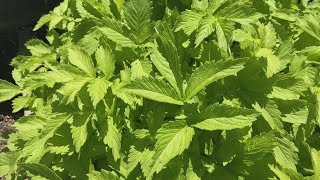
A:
1;0;320;179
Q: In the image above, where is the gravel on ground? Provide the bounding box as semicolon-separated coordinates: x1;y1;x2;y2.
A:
0;114;17;152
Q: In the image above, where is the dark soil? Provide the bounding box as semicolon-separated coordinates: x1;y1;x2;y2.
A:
0;115;17;152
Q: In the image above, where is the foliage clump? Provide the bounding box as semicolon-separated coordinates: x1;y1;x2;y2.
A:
1;0;320;179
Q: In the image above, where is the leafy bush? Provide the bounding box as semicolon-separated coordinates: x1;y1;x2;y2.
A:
1;0;320;179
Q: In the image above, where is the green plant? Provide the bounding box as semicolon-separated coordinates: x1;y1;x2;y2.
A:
1;0;320;179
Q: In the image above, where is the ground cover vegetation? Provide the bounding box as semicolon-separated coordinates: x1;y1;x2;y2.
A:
0;0;320;179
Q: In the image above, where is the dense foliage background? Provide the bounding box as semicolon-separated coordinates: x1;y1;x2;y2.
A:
1;0;320;179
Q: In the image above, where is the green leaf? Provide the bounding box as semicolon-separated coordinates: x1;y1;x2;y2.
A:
76;0;112;19
126;147;142;175
87;169;120;180
12;56;43;73
48;14;64;30
0;153;15;176
70;112;92;153
185;58;246;101
310;148;320;176
278;100;308;124
68;49;96;77
0;80;21;103
268;87;300;100
33;13;64;31
269;165;304;180
192;0;209;11
41;114;71;140
185;158;201;180
130;59;152;80
258;22;277;49
216;2;263;25
20;163;62;180
244;131;298;171
12;96;33;113
25;39;52;57
140;149;155;177
195;16;217;47
149;47;181;95
34;14;53;31
38;65;86;86
58;78;91;104
19;114;70;162
150;120;194;176
95;46;115;79
99;27;137;48
215;21;229;53
207;0;228;14
316;89;320;126
13;115;45;141
302;46;320;64
104;117;122;161
78;30;101;55
192;103;259;131
157;27;183;94
297;14;320;41
87;78;110;107
124;76;184;105
113;0;125;11
112;81;143;108
52;1;68;16
256;48;281;78
176;10;204;35
252;101;283;130
268;75;307;100
123;0;152;43
232;28;254;42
